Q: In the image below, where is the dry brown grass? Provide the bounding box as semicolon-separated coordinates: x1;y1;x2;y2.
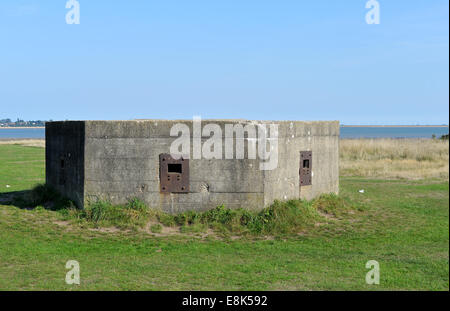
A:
0;139;45;148
340;138;449;180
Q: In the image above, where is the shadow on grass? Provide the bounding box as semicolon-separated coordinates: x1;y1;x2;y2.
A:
0;184;74;210
0;190;33;209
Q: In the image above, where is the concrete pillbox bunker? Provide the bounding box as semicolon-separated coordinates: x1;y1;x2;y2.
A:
46;120;339;213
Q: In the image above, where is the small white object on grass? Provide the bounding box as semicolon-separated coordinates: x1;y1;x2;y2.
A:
359;189;365;193
6;185;10;188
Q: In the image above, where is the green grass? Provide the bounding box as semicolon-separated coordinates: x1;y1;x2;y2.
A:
0;144;44;193
0;145;448;290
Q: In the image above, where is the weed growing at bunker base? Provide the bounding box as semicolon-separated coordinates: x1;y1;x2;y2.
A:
62;197;152;230
25;187;357;236
70;196;351;235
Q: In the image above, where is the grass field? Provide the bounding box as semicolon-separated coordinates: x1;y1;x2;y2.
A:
0;143;448;290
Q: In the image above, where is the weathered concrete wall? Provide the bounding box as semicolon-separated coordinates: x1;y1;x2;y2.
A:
263;121;339;205
83;120;265;212
45;120;339;212
45;121;85;207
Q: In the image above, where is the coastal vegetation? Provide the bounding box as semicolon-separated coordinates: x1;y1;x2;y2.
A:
340;138;449;180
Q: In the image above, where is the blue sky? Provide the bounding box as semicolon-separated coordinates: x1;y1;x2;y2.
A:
0;0;448;124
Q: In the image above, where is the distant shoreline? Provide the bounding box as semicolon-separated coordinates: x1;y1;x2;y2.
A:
0;138;44;141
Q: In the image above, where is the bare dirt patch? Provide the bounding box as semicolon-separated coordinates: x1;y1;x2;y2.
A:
89;227;124;233
53;220;70;227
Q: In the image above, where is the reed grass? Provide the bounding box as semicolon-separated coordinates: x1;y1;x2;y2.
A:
340;138;449;179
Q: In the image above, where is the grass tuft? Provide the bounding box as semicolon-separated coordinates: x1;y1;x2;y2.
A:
150;224;163;233
64;198;150;230
312;193;354;217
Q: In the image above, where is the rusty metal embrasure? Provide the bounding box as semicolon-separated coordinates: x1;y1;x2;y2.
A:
299;151;312;186
159;153;189;193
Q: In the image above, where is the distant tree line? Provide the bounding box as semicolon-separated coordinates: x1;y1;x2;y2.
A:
0;118;49;127
431;133;449;140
